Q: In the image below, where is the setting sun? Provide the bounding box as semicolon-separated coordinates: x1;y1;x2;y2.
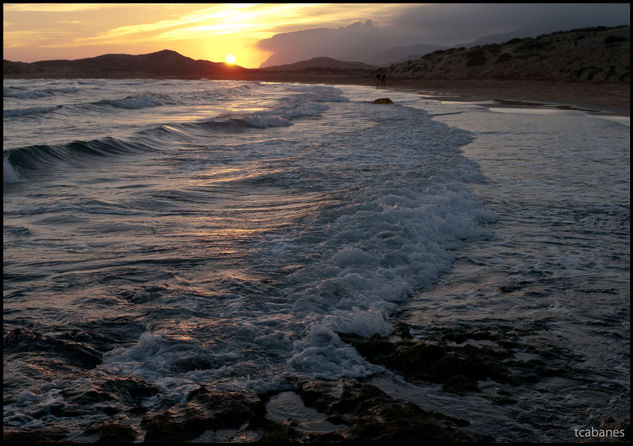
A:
225;54;236;64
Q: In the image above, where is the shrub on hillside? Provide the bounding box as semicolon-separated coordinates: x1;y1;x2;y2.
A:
466;48;487;66
516;40;547;51
495;53;512;64
604;35;628;44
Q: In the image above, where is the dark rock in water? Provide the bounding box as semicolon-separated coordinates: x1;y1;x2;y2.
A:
99;377;160;405
99;405;121;416
140;411;194;443
254;419;306;444
64;387;117;406
3;428;69;443
3;326;102;369
142;388;266;443
485;391;519;406
118;285;167;304
47;376;160;431
599;417;630;443
392;321;414;339
338;322;574;396
57;316;146;353
136;378;489;443
171;355;215;372
187;387;266;429
3;327;41;348
83;422;137;443
442;374;480;394
294;378;491;443
372;98;394;104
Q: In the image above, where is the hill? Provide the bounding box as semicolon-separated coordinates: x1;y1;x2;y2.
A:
3;50;248;79
363;43;447;67
378;25;630;83
261;57;377;72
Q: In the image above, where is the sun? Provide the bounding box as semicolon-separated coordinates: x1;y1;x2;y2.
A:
225;54;236;64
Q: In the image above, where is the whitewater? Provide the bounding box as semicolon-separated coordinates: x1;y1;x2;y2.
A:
3;79;629;442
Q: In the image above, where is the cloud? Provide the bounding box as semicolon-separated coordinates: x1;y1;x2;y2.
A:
255;3;631;67
3;4;120;12
390;3;630;43
256;19;421;66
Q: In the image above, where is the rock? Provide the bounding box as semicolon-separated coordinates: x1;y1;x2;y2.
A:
135;378;490;443
141;388;266;443
99;377;160;405
253;419;304;444
339;322;577;396
3;327;102;369
295;378;491;443
187;388;266;429
372;98;393;104
442;374;480;394
599;417;630;443
3;428;69;443
83;422;137;443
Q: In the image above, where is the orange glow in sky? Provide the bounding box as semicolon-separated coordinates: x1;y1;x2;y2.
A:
3;3;407;67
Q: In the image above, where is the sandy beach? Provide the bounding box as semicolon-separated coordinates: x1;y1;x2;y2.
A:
240;72;630;116
384;78;631;116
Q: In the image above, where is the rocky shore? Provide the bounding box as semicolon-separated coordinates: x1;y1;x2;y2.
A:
4;321;629;443
3;375;490;443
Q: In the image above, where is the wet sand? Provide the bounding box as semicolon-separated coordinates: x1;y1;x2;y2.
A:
247;73;630;116
383;79;630;116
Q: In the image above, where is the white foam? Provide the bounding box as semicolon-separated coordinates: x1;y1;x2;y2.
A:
3;80;494;393
289;324;381;379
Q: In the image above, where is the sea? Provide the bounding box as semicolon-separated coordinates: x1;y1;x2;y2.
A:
3;79;630;442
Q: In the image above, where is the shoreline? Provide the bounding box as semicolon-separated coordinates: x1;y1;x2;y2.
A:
380;79;631;117
316;77;630;116
279;77;629;117
5;74;629;116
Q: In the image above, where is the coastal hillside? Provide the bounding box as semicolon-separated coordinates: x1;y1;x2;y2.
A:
363;43;447;66
3;49;248;78
380;25;630;82
261;57;376;72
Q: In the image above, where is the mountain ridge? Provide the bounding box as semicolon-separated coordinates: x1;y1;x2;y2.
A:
260;57;377;72
3;49;248;78
4;26;629;83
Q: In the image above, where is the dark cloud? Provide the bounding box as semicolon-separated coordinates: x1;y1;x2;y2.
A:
256;19;424;67
256;3;630;67
391;3;630;43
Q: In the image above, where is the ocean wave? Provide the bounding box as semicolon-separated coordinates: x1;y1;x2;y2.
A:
89;94;163;110
3;105;64;118
3;159;24;183
252;105;493;380
186;92;335;133
3;137;155;182
3;86;79;99
77;80;106;85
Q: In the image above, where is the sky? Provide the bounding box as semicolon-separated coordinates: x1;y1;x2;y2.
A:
3;3;630;68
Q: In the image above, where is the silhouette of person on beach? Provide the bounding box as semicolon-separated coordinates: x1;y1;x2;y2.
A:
381;73;386;86
375;73;381;88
